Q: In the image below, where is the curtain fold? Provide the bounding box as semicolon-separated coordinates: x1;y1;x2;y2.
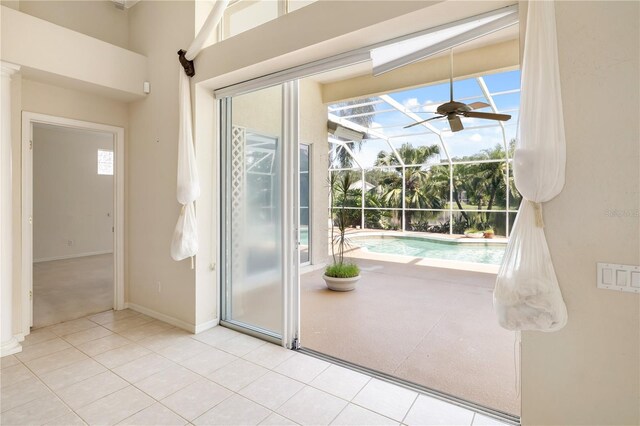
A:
493;0;568;331
171;0;229;262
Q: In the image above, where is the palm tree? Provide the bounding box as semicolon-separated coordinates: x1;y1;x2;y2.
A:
476;144;507;212
450;144;510;229
375;143;440;167
429;164;451;205
374;143;442;228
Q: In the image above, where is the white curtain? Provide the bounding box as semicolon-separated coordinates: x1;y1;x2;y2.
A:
493;0;568;331
171;0;229;262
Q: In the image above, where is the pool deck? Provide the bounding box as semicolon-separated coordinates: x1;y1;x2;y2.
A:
301;246;520;416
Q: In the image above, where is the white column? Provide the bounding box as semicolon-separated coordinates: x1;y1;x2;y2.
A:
1;62;21;357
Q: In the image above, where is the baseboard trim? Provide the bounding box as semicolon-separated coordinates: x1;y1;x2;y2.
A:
34;250;113;263
126;303;196;333
1;337;23;357
124;304;221;335
194;318;219;334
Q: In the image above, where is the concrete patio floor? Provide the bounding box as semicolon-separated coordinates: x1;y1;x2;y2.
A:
300;251;520;416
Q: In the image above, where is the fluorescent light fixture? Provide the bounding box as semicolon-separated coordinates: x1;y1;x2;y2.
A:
327;121;365;142
371;5;519;76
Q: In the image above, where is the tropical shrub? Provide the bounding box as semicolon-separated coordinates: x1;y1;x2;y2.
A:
327;172;360;278
325;262;360;278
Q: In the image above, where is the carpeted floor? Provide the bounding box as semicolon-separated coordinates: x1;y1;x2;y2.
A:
33;254;114;328
301;254;520;416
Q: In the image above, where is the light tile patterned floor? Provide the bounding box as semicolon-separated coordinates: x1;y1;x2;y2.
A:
1;310;511;426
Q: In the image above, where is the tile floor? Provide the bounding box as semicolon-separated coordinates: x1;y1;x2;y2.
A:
1;309;511;426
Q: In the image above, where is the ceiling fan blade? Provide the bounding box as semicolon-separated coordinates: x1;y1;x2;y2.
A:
467;101;490;110
404;115;445;129
448;115;464;132
463;111;512;121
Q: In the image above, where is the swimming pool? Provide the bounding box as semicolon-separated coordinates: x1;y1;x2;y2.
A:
300;228;309;246
351;235;506;265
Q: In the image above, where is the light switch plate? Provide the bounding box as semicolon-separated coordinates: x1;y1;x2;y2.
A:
631;272;640;288
597;263;640;294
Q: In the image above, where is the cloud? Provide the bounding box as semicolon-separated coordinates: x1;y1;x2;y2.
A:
403;98;420;109
470;133;483;142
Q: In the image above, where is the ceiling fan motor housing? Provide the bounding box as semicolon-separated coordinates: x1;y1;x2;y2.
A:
437;101;472;115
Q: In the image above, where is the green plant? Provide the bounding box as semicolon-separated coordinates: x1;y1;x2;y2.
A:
465;227;480;234
327;172;360;278
427;221;450;234
374;143;444;228
325;262;360;278
452;216;468;235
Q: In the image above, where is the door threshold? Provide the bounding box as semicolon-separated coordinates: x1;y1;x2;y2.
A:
220;320;282;346
297;347;520;426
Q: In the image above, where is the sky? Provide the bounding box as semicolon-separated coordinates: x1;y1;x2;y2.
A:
330;69;521;168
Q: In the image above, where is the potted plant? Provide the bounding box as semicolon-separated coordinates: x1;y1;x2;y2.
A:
483;228;495;239
324;172;360;291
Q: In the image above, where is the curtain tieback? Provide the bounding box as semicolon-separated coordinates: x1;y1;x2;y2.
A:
531;200;544;228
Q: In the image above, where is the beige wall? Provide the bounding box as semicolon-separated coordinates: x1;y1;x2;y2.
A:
21;80;129;128
15;0;130;49
1;5;147;101
32;126;114;261
299;79;329;266
127;0;198;327
521;2;640;425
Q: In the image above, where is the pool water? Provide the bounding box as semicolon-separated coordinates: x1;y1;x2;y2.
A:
300;228;309;246
352;236;505;265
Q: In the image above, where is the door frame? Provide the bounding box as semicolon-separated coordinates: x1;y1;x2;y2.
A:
21;112;125;335
283;81;300;349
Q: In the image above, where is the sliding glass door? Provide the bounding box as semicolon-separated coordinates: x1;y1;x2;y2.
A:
220;83;299;343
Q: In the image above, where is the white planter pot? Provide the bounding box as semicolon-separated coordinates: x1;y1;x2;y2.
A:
323;274;360;292
465;232;485;239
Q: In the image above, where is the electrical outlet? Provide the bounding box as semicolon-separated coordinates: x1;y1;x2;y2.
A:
67;240;74;246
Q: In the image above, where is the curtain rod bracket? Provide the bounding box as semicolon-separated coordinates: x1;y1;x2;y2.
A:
177;49;195;77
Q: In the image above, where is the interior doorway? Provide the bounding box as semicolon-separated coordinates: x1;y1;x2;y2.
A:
32;124;114;327
22;113;125;332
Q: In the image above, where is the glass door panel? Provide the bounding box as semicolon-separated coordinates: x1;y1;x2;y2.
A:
222;84;284;338
300;144;311;265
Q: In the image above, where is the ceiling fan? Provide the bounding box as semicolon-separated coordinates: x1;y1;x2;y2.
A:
404;49;511;132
